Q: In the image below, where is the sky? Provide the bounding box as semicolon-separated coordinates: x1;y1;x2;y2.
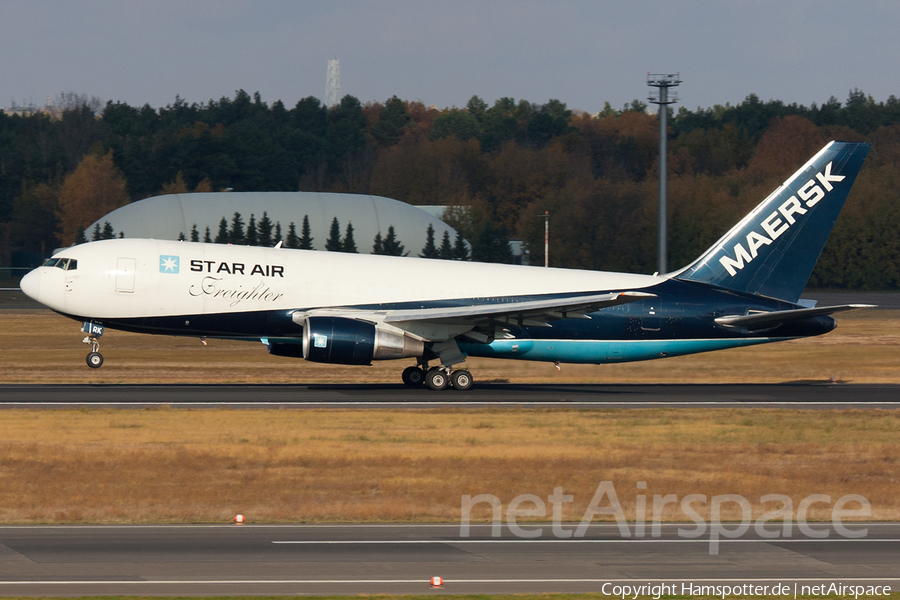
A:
2;0;899;114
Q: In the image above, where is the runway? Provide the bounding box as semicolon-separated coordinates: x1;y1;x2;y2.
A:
0;523;897;595
1;382;899;409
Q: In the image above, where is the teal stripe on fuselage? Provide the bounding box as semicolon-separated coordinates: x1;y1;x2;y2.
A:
459;337;791;364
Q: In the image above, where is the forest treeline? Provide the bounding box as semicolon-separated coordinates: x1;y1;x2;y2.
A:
2;88;899;288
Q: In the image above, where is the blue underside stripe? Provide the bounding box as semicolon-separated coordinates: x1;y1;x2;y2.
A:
459;337;791;364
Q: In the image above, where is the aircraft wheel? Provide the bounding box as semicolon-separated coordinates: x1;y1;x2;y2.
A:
86;351;104;369
426;367;449;391
451;369;473;391
401;366;425;387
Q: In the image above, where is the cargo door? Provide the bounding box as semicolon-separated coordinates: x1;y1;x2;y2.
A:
115;257;136;293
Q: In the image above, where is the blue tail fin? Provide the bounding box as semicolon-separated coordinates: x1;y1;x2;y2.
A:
675;141;870;303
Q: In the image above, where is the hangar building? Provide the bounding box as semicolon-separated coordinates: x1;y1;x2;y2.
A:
87;192;459;255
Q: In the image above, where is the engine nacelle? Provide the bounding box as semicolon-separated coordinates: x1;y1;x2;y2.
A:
301;316;424;365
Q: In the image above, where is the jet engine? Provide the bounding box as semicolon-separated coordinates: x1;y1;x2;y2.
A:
301;316;424;365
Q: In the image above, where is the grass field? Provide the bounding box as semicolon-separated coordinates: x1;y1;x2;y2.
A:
0;407;896;524
0;309;898;384
0;309;897;526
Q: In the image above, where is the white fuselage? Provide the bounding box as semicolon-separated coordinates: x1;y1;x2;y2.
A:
24;238;663;320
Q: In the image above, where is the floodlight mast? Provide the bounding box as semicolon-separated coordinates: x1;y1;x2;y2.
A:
647;72;681;274
326;59;341;108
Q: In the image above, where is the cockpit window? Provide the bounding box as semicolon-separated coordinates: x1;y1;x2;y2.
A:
42;257;76;270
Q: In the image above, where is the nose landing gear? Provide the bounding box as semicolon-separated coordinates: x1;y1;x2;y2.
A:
83;336;103;368
81;322;105;369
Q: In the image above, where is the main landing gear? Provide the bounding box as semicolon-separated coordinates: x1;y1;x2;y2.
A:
401;363;473;391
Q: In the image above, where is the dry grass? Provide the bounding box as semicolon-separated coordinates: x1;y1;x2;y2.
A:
0;309;898;383
0;408;897;524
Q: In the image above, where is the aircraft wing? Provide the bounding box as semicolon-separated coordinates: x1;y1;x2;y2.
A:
293;291;655;342
715;304;876;329
382;291;655;327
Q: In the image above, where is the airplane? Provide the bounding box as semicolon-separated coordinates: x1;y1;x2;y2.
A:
19;141;873;391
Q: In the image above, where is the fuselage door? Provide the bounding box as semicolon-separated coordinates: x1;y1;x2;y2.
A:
115;258;136;293
641;301;663;332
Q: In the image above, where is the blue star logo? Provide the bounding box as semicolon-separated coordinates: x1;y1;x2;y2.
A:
159;255;180;274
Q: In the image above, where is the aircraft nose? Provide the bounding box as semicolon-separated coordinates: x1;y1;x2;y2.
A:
19;269;41;301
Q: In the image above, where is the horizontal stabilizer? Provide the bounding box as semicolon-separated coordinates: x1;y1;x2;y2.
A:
715;304;876;329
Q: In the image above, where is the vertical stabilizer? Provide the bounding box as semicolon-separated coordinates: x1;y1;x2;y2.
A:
675;141;870;303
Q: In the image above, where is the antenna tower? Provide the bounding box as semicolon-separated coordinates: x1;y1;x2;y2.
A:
647;72;681;274
326;59;341;108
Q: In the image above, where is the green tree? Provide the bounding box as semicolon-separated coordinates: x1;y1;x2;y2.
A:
372;231;384;254
274;222;283;245
204;226;211;243
466;95;488;122
472;221;513;264
453;230;470;261
342;222;358;253
229;212;245;244
438;230;453;259
420;224;439;258
214;217;229;243
101;221;115;239
246;214;258;246
74;227;87;244
91;222;102;241
285;222;300;248
430;109;480;141
372;96;410;146
299;215;314;249
325;217;343;251
190;223;199;242
257;212;273;247
381;225;405;256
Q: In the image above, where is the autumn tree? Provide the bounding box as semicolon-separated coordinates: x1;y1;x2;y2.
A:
160;171;189;195
56;149;129;245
